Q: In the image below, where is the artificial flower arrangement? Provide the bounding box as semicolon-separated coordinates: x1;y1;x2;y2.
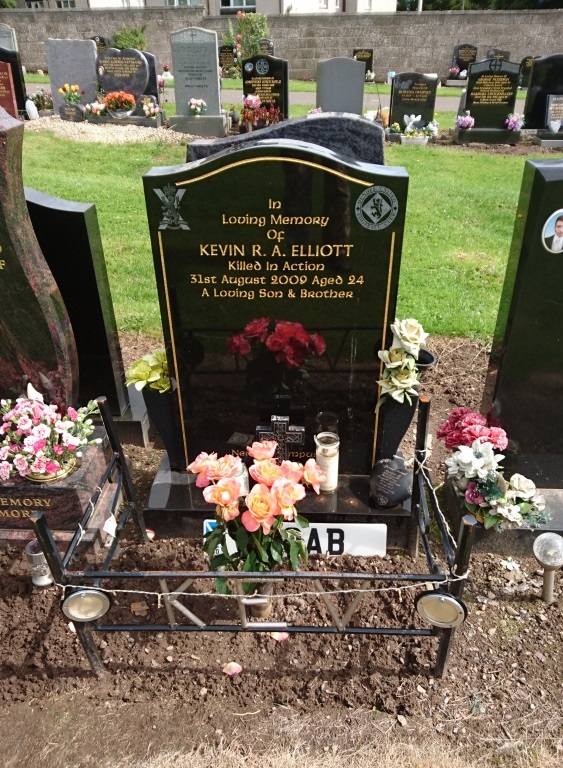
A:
448;66;460;78
141;98;161;118
30;87;53;111
376;318;430;407
125;350;171;393
58;83;85;105
190;440;326;593
505;113;524;131
104;91;136;111
422;119;439;137
438;407;548;531
456;111;475;129
389;122;402;134
84;101;107;117
189;98;207;116
241;93;261;123
309;107;323;115
0;384;100;481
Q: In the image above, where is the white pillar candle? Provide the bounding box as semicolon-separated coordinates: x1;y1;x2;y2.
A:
314;432;340;493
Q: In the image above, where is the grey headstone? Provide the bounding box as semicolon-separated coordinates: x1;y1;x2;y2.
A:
316;58;365;115
45;39;98;113
187;113;384;166
96;47;149;105
170;27;221;116
0;24;17;53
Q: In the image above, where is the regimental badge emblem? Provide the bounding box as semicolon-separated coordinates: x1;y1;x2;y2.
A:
244;62;254;73
354;186;399;231
154;184;189;230
255;58;269;75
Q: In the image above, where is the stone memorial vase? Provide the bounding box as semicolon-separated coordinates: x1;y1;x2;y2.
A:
400;135;428;146
109;108;134;119
26;457;77;484
142;388;185;472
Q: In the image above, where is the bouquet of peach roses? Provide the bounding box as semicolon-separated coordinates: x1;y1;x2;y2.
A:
188;441;326;594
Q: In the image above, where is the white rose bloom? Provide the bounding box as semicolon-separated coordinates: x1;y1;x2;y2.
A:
531;493;546;511
494;503;524;525
377;347;410;369
508;473;536;499
390;318;429;357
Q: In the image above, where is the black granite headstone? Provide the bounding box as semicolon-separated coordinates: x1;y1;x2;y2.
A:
353;49;374;74
258;38;275;56
59;104;86;122
242;54;289;120
142;51;159;103
452;43;477;73
96;47;149;104
487;48;510;61
90;35;110;53
524;55;563;130
465;58;520;128
25;187;127;415
483;160;563;491
0;47;25;117
519;56;535;89
143;139;408;474
389;72;438;129
187;113;384;166
218;45;236;72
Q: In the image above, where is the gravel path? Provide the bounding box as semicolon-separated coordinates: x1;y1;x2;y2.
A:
24;114;198;145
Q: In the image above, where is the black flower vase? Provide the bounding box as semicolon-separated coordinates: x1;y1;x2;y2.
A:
142;388;185;471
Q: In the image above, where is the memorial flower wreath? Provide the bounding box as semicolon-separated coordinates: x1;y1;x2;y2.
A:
190;440;326;593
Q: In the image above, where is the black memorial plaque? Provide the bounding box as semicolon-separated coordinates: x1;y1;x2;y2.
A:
96;47;149;104
0;61;17;118
524;55;563;130
519;56;535;89
143;140;409;474
218;45;236;71
483;160;563;488
59;104;86;122
487;48;510;61
242;55;288;119
353;49;374;74
0;47;25;116
389;72;438;129
258;38;275;56
465;59;520;129
452;43;477;72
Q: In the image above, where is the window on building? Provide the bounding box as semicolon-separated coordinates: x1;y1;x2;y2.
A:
26;0;45;7
56;0;76;6
364;0;372;8
166;0;193;5
318;0;328;7
220;0;256;13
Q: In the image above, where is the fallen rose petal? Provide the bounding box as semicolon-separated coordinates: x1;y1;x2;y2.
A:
270;632;290;642
145;528;155;541
67;622;76;634
131;600;149;615
222;661;243;676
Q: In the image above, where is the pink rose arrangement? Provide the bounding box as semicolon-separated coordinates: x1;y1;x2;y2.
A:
0;385;100;480
190;440;326;593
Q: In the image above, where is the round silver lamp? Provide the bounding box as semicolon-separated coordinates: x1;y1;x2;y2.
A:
62;589;112;622
415;590;467;629
533;532;563;604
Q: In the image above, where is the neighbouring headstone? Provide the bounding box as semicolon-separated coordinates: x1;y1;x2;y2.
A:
258;38;275;56
389;72;438;130
90;35;110;53
45;39;98;113
187;113;384;166
534;94;563;147
519;56;535;89
25;188;127;417
0;108;78;404
452;43;477;74
316;58;365;115
242;54;289;120
143;139;408;479
353;48;374;75
0;24;17;53
96;47;149;106
524;54;563;130
482;160;563;528
169;27;227;137
218;44;236;74
140;51;160;104
453;58;520;144
0;47;26;117
487;48;510;61
0;60;17;118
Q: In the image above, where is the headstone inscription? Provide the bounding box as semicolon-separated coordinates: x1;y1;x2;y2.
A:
242;54;289;120
0;108;78;404
524;55;563;130
0;47;25;117
0;24;17;53
143;139;408;479
519;56;535;89
389;72;438;129
481;160;563;530
45;39;98;113
316;58;365;115
0;61;17;118
96;47;149;106
487;48;510;61
452;43;477;74
258;38;275;56
353;48;374;74
169;27;227;137
218;45;236;74
59;104;86;123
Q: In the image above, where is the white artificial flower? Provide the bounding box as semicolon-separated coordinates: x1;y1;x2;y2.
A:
390;318;429;357
377;347;411;369
445;440;503;480
507;473;536;500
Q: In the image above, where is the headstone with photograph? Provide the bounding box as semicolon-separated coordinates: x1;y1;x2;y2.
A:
0;47;26;117
258;38;275;56
316;58;365;115
90;35;110;53
353;48;374;76
96;47;149;105
524;54;563;131
242;54;289;120
218;44;236;76
169;27;227;137
389;72;438;131
45;39;98;113
0;24;17;53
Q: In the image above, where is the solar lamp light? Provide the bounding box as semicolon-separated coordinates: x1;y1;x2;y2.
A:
415;590;467;629
24;539;53;587
61;588;112;622
533;532;563;604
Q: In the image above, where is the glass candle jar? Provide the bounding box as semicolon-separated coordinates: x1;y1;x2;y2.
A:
314;431;340;493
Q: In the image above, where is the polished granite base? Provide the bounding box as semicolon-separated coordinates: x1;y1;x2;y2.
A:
532;131;563;148
450;128;521;145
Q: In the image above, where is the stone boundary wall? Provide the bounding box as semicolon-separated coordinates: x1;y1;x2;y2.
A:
0;8;561;81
